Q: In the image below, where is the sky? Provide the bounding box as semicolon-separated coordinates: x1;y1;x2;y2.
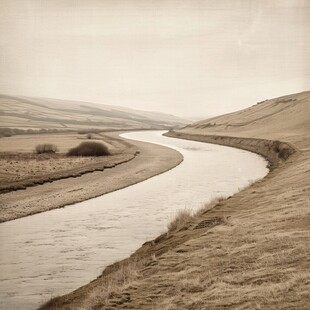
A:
0;0;309;118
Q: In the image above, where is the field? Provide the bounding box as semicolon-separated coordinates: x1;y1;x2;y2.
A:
0;132;138;194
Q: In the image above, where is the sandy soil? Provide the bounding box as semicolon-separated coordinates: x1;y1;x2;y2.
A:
41;91;310;310
0;132;183;222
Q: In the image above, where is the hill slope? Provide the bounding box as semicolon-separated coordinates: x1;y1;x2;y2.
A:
0;94;188;131
182;91;310;148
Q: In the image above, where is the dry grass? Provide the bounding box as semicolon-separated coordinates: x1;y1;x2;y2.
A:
39;259;144;310
167;196;227;233
0;132;136;195
167;209;194;233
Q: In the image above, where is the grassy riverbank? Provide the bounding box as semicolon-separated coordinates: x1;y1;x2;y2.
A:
40;91;310;309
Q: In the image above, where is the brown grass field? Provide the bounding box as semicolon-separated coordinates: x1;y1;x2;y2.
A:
39;91;310;310
0;132;137;195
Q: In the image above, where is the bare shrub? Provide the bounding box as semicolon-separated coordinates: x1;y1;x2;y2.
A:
35;144;58;154
67;141;110;157
278;147;293;160
272;140;281;153
272;140;294;160
86;133;93;139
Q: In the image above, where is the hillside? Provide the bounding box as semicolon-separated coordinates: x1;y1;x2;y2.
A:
182;91;310;148
0;94;188;132
41;91;310;310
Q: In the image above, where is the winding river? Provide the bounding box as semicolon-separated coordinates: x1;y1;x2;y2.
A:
0;131;269;309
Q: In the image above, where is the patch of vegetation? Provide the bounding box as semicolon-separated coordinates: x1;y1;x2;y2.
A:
278;146;294;160
67;141;110;156
35;144;58;154
39;258;143;310
0;127;70;138
167;209;194;233
272;140;294;160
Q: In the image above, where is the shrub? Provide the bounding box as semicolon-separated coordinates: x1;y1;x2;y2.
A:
35;144;58;154
67;141;110;156
272;140;281;153
278;146;293;160
272;140;294;160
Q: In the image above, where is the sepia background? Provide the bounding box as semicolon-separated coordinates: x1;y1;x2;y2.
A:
0;0;309;116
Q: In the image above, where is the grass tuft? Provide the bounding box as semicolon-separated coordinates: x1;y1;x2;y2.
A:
167;209;194;233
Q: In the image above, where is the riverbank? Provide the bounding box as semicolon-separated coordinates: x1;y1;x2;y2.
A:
41;91;310;309
0;132;183;222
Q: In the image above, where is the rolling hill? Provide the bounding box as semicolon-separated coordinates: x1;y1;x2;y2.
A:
181;91;310;148
0;94;188;132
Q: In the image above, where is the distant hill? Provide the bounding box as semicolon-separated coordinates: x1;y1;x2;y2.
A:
180;91;310;148
0;94;188;132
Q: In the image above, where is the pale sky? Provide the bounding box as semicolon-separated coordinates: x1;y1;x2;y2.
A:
0;0;309;117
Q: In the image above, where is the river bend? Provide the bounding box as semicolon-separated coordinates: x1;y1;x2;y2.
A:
0;131;268;309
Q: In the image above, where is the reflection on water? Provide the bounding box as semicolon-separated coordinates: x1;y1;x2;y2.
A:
0;131;268;309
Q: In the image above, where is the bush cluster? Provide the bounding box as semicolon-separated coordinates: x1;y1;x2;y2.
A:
35;144;58;154
67;141;110;157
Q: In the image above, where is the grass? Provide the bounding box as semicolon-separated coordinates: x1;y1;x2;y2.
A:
167;209;194;233
167;196;227;233
67;141;110;157
35;144;58;154
39;259;144;310
0;153;135;196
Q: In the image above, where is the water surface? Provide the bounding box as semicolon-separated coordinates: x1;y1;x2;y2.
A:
0;131;268;309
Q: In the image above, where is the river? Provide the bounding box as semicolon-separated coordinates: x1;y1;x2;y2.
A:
0;131;268;309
